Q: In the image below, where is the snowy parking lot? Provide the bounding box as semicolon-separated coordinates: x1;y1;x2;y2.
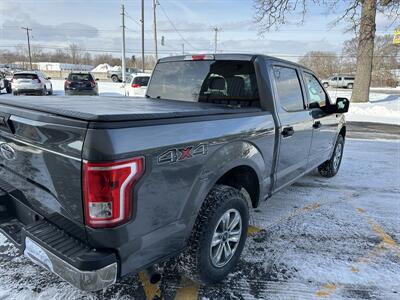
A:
0;81;399;299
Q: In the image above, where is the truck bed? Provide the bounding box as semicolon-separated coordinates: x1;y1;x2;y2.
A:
0;96;261;122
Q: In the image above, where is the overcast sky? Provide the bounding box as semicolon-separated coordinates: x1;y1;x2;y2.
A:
0;0;397;62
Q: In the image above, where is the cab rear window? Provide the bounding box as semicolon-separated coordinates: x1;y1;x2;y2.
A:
147;60;260;107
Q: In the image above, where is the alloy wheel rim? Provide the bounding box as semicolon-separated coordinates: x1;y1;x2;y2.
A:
210;208;242;268
333;142;342;170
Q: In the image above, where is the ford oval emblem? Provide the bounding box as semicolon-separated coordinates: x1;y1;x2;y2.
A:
0;143;16;161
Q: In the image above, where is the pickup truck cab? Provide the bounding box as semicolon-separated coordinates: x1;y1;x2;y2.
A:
0;54;349;291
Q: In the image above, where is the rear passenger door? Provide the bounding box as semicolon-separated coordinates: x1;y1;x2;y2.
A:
271;64;314;190
302;71;339;168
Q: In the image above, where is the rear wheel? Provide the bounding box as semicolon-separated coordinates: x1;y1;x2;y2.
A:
42;86;47;96
13;91;18;96
6;85;11;93
347;83;353;89
111;75;119;82
318;135;344;178
323;82;329;88
179;185;248;284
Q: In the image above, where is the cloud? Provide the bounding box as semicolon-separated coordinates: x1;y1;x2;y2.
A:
1;18;99;41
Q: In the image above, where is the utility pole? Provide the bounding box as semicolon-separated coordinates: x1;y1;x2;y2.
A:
21;27;32;70
213;27;219;54
121;4;126;83
182;43;185;55
141;0;145;72
153;0;158;61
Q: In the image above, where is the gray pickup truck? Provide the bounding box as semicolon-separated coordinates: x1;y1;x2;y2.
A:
0;54;349;291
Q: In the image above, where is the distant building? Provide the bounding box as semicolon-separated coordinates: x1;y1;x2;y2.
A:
11;62;93;72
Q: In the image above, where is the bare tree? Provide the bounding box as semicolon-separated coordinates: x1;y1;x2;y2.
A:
68;43;82;65
254;0;400;102
298;51;340;79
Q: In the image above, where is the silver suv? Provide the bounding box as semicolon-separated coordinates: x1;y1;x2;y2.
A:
12;71;53;96
322;75;355;89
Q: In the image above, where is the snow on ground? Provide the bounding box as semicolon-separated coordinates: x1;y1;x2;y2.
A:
0;138;399;299
327;88;400;125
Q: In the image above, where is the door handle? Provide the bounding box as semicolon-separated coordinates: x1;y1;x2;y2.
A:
281;126;294;138
313;121;322;129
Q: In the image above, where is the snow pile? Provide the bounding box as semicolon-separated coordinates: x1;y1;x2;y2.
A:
328;89;400;125
91;64;120;73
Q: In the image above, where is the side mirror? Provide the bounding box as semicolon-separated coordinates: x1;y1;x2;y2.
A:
334;97;350;113
64;77;68;80
95;78;99;81
47;77;51;80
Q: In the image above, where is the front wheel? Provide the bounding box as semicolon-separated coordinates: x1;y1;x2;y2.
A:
347;83;353;89
318;135;344;177
323;83;329;88
6;86;12;93
111;75;119;82
179;185;248;284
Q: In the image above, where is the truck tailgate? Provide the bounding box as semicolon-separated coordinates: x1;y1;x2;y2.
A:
0;105;87;240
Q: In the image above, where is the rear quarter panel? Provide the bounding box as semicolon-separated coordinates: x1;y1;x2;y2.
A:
83;113;275;275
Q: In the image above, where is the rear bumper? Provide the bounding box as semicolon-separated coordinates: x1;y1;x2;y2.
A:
0;191;118;291
14;88;43;95
65;89;98;96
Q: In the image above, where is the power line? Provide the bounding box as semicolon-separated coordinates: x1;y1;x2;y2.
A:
157;0;199;51
21;27;33;70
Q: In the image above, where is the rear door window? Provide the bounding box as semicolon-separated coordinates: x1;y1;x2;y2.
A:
133;76;150;86
273;66;304;112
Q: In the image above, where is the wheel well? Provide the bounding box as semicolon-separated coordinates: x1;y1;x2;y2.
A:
339;126;346;138
216;165;260;208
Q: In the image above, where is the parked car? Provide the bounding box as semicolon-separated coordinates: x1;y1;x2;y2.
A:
11;71;53;96
108;67;139;82
126;73;151;97
0;54;349;291
322;75;355;89
0;72;11;94
64;72;99;96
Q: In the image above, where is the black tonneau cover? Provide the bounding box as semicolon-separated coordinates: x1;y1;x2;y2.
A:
0;96;261;122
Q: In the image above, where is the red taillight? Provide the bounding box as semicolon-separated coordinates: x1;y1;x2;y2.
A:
184;54;214;61
90;80;96;88
131;83;141;88
83;157;144;228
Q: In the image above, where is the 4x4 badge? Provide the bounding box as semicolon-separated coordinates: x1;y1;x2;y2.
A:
158;144;208;165
0;143;16;161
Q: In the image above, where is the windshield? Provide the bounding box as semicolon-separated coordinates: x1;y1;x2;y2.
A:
146;60;259;106
68;73;93;81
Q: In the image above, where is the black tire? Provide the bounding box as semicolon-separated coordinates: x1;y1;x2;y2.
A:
323;83;329;88
6;86;11;94
318;135;345;178
179;184;249;284
48;86;53;95
111;75;119;82
13;91;18;96
42;87;47;96
347;83;353;89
